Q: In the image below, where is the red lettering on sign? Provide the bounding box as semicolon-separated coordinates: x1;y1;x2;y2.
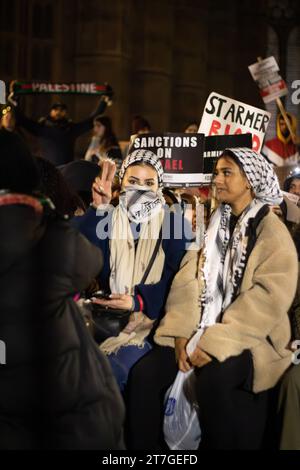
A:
252;135;260;152
162;159;184;170
234;128;242;135
164;160;171;170
224;124;230;135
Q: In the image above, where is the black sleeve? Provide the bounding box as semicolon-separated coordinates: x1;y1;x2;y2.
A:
41;220;103;295
72;227;104;292
14;102;42;136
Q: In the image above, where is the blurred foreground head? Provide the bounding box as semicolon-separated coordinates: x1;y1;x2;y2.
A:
35;157;85;217
59;159;100;208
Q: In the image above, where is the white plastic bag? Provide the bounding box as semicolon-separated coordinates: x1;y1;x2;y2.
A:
164;369;201;450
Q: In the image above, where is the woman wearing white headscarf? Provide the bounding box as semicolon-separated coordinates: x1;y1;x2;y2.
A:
128;147;298;450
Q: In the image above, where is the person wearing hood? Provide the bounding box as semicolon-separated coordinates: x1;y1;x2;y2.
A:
262;113;299;167
12;95;110;166
73;149;189;392
127;147;298;450
0;129;125;449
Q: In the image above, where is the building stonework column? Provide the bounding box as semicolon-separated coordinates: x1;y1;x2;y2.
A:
171;0;209;132
130;0;174;133
74;0;132;151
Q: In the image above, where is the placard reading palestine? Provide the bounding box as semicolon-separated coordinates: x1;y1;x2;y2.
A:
199;92;271;153
129;133;205;187
0;80;5;104
248;56;288;104
11;81;113;96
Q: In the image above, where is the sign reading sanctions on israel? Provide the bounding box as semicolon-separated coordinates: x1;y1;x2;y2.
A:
199;92;271;153
130;133;205;187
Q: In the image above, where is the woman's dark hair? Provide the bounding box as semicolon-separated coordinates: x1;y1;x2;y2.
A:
183;121;198;132
94;115;119;149
131;115;151;135
284;175;300;192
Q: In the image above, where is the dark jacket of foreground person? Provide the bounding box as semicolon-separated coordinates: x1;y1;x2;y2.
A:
0;198;125;449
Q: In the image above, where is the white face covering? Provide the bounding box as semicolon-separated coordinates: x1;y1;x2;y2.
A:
119;185;164;224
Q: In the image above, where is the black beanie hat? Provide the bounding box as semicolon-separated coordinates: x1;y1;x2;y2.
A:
0;129;40;193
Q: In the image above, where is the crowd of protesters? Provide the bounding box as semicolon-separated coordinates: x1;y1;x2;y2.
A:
1;88;300;451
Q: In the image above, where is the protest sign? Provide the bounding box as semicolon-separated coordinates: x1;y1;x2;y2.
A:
129;133;205;187
10;81;113;97
248;56;288;104
199;92;271;153
0;80;6;104
249;57;297;145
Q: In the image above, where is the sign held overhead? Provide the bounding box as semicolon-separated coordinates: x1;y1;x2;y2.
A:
198;92;271;153
248;56;288;104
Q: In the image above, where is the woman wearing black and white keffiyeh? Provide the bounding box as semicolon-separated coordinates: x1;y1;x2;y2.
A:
137;147;299;450
193;147;284;341
73;149;188;394
184;147;297;449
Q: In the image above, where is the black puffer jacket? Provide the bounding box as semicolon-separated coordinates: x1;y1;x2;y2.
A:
0;199;125;449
